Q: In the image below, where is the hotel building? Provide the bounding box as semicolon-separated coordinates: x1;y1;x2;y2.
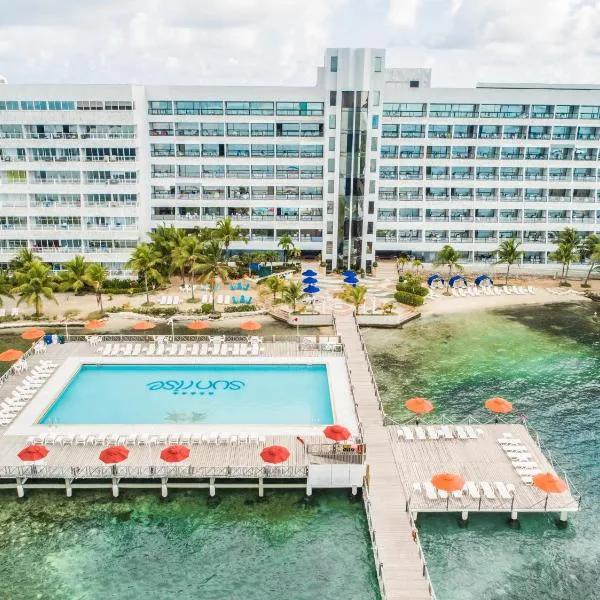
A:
1;48;600;275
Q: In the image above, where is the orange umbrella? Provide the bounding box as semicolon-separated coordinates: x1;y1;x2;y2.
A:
160;445;190;463
18;444;49;462
131;321;156;331
431;472;465;493
0;349;24;362
84;320;104;330
405;397;434;415
533;472;567;494
260;445;290;464
323;425;351;442
485;397;513;414
187;320;209;331
20;328;45;340
99;446;129;464
240;320;262;332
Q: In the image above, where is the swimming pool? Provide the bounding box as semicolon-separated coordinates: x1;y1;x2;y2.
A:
39;364;333;426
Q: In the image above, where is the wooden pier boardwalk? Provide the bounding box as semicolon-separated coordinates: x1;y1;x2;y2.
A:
334;313;435;600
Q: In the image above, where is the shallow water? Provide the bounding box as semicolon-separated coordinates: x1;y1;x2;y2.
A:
363;303;600;600
0;489;380;600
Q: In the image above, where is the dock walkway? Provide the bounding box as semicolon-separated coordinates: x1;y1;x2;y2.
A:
334;313;434;600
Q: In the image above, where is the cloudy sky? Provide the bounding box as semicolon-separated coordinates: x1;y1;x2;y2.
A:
0;0;599;88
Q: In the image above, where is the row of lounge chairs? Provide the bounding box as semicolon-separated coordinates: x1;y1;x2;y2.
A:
0;361;58;426
0;307;19;318
414;480;516;501
498;435;541;484
157;296;182;306
397;424;483;441
27;432;268;446
98;341;265;357
451;285;536;298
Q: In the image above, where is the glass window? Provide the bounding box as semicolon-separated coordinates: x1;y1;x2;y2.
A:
329;114;336;129
250;101;274;115
251;144;274;157
330;91;337;106
175;101;201;115
329;136;336;151
400;124;424;138
276;144;299;158
555;105;578;119
226;144;250;157
382;103;426;117
149;101;173;115
276;123;300;137
330;55;338;72
226;123;250;137
199;101;223;115
300;144;323;158
382;124;399;138
0;101;19;111
372;115;379;129
328;159;335;173
409;81;420;88
531;105;554;118
226;101;250;115
580;106;600;119
374;56;383;72
251;123;274;137
201;123;224;136
371;137;378;151
372;90;380;107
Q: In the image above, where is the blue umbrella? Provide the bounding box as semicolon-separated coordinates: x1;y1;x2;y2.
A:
344;276;359;285
342;270;355;277
302;276;318;284
302;269;318;277
303;285;320;294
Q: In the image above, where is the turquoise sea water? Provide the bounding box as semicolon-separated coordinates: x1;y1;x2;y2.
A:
363;303;600;600
0;490;380;600
41;364;333;425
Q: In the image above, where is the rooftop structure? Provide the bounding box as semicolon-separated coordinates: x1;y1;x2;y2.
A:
0;48;599;273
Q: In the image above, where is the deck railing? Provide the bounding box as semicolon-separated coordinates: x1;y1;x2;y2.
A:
0;343;37;388
306;443;365;464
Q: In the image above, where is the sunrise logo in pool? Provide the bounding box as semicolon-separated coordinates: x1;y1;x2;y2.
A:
146;380;245;396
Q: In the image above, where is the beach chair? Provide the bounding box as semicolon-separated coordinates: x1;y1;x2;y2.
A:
208;432;219;444
494;482;512;500
249;434;259;444
493;287;502;296
199;343;208;355
168;433;180;444
132;343;142;356
191;343;199;355
455;425;468;440
173;296;180;305
102;343;113;356
157;433;169;445
167;343;178;355
122;344;133;356
178;344;188;356
232;343;240;356
43;432;58;445
224;295;230;305
258;435;266;445
239;343;249;356
73;433;88;445
156;343;165;355
136;434;149;445
503;285;512;295
180;432;191;444
480;481;496;499
211;343;221;356
191;433;202;445
426;426;439;440
218;433;229;444
11;308;19;317
232;297;238;305
238;433;249;443
208;294;213;304
110;344;121;356
465;426;478;439
145;344;156;356
507;451;532;461
220;344;230;356
250;343;260;356
217;295;223;304
439;425;453;440
466;481;480;499
401;426;414;441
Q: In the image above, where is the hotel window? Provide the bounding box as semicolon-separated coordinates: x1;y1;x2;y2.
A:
531;105;554;119
409;80;420;88
199;101;224;115
227;123;250;137
226;101;250;115
372;90;380;106
372;115;379;129
250;101;274;115
0;101;19;111
329;137;336;151
371;137;378;151
276;102;324;116
149;101;173;115
330;55;338;72
276;123;301;137
555;105;579;119
580;105;600;119
251;144;274;158
330;91;337;106
329;115;336;129
328;159;335;173
48;101;75;111
374;56;383;72
251;123;274;137
20;101;47;110
201;123;224;136
76;101;104;110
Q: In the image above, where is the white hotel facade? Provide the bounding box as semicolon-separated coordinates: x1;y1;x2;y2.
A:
1;48;600;276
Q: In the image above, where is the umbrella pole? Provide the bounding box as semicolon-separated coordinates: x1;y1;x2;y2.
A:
446;495;449;511
545;493;549;511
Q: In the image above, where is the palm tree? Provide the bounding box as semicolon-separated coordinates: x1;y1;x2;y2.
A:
192;240;233;311
396;256;410;274
412;259;423;274
494;238;523;285
336;284;367;314
149;225;187;277
282;281;305;312
553;227;580;282
57;256;88;294
433;245;462;292
84;263;108;313
9;248;37;273
278;234;296;266
579;234;600;287
214;217;247;258
12;260;57;317
126;244;163;304
179;236;206;301
0;270;13;307
263;250;278;271
264;276;285;301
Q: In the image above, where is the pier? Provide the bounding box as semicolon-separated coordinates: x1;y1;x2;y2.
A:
334;313;435;600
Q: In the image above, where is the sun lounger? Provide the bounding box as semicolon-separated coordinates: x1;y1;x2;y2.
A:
110;344;121;356
132;343;142;356
102;344;113;356
438;489;448;499
438;425;452;440
178;344;188;356
156;343;165;355
480;481;496;499
239;343;249;356
173;296;180;305
145;344;156;356
190;433;202;444
506;451;532;460
217;295;223;304
238;433;249;443
167;343;178;355
465;426;478;439
426;426;439;440
232;343;240;356
219;344;229;356
199;343;208;355
251;344;260;356
466;481;480;499
208;432;219;444
191;343;199;355
122;344;133;356
43;432;58;445
505;483;516;496
224;295;230;305
413;482;421;496
494;482;512;500
180;433;191;444
455;425;468;440
401;426;414;441
452;489;462;499
513;460;538;469
249;434;259;444
168;433;180;444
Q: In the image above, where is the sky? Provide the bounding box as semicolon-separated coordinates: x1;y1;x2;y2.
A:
0;0;599;88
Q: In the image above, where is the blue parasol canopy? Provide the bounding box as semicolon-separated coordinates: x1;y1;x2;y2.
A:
342;270;356;277
344;276;359;284
304;284;320;294
302;276;318;284
427;274;444;287
449;275;467;288
475;274;494;286
302;269;318;277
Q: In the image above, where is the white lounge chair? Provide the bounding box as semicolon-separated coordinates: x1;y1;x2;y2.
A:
494;482;512;500
439;425;453;440
132;344;141;356
481;481;496;499
494;287;502;296
232;343;240;356
211;343;221;356
465;426;478;439
122;344;133;356
178;344;188;356
401;426;414;441
220;344;230;356
224;295;230;305
426;426;439;440
466;481;480;499
167;343;178;355
199;343;208;355
528;286;536;294
110;344;121;356
455;425;468;440
217;295;223;304
208;432;219;444
190;433;202;445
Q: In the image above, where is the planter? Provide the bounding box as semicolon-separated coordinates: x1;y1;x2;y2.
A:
357;313;420;328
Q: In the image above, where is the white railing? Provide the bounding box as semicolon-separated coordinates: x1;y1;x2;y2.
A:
0;343;36;388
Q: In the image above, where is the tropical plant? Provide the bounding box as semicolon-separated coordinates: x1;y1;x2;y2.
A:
579;234;600;287
494;238;524;285
12;260;57;317
192;240;233;311
175;236;205;301
551;228;580;283
0;270;13;307
263;250;279;269
264;276;286;301
282;281;305;312
84;263;108;313
9;248;37;273
126;244;163;304
336;284;367;314
214;217;247;257
148;225;186;276
396;256;410;274
397;273;428;297
278;234;296;266
57;256;88;294
411;259;423;273
433;245;462;291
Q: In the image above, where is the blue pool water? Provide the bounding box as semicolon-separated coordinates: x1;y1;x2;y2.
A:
40;364;333;425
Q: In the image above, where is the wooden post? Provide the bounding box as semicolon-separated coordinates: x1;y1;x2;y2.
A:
16;478;24;498
258;477;264;498
65;478;73;498
161;477;168;498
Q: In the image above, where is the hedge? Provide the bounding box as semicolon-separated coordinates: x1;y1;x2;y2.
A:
396;282;428;297
394;290;425;307
224;304;257;313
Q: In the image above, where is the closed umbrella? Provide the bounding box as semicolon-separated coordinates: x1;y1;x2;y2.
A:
342;270;355;277
0;349;24;362
302;276;318;284
160;445;190;463
131;321;156;331
20;328;45;340
303;285;320;294
260;445;290;464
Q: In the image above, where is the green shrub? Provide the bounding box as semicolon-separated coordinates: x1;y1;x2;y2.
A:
558;281;572;287
581;283;591;289
394;290;424;307
224;304;257;313
201;303;213;314
396;281;428;297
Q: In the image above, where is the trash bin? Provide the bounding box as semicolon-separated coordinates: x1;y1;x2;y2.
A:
43;334;53;345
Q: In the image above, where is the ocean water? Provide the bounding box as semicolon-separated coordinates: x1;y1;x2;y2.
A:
0;489;380;600
363;303;600;600
40;364;333;425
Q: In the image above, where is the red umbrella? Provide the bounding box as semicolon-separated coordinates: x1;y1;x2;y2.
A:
20;328;45;340
99;446;129;464
0;349;24;362
323;425;351;442
84;320;104;330
405;397;434;415
160;445;190;463
17;444;49;462
260;445;290;464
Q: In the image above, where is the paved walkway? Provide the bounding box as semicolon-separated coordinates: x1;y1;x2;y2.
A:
334;312;434;600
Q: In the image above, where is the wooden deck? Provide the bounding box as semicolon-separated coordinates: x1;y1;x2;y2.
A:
388;423;579;513
335;314;434;600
